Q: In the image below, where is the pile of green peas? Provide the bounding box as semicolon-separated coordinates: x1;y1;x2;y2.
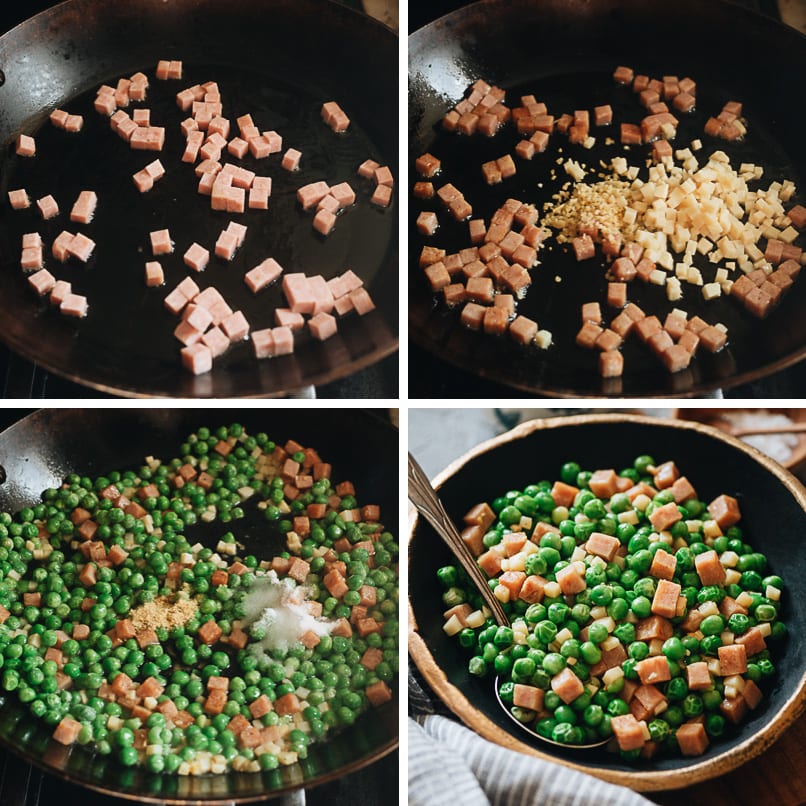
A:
0;424;398;773
439;454;785;760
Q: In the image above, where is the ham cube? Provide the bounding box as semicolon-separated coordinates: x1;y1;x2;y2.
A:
37;195;59;220
226;221;247;246
52;231;75;262
176;277;200;301
174;319;205;346
651;579;681;619
145;261;164;287
16;134;35;157
28;269;56;296
245;258;283;293
66;233;95;262
676;723;709;756
150;229;173;255
636;655;671;685
612;714;646;752
50;280;71;306
318;194;340;214
201;326;230;358
313;209;336;235
133;170;153;192
20;247;43;272
60;293;88;318
167;60;183;79
228;136;249;158
64;115;83;132
371;184;392;207
275;309;305;330
694;550;727;586
253;326;294;359
309;311;337;341
22;232;42;249
322;101;349;132
70;190;98;224
184;243;210;272
8;189;30;209
550;667;584;704
282;148;302;171
331;182;356;208
707;494;741;528
214;231;238;260
358;159;379;178
283;273;316;314
248;184;270;210
349;287;375;315
686;661;712;691
221;310;250;342
132;108;150;126
586;532;620;562
297;181;330;210
180;343;212;375
50;108;69;128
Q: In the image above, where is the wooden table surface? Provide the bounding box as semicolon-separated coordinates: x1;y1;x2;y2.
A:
651;715;806;805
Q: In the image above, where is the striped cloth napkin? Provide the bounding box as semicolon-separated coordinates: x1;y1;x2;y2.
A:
409;670;653;806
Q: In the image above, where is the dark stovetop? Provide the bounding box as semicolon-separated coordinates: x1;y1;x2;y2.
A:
408;0;806;400
0;0;398;400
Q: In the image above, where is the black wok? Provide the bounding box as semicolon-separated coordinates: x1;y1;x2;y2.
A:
0;0;398;398
409;0;806;398
0;408;399;802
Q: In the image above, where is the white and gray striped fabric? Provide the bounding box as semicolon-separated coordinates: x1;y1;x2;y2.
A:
409;714;654;806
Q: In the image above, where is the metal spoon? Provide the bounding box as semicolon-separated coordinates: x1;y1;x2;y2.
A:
408;453;608;750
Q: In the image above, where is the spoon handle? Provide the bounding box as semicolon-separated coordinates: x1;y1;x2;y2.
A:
408;453;509;626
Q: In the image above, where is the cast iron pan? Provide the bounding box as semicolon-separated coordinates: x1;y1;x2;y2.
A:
0;0;398;398
409;0;806;398
0;409;399;803
408;414;806;789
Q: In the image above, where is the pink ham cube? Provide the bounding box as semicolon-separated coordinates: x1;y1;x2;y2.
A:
226;221;247;247
318;195;340;214
313;209;336;235
282;148;302;171
221;310;250;341
181;343;213;375
22;233;42;249
321;101;349;132
64;115;83;133
309;311;337;341
371;185;392;207
334;294;354;317
145;261;164;287
248;185;269;209
350;287;376;315
245;258;283;293
20;247;43;272
374;166;394;187
167;60;183;80
50;280;71;306
94;94;116;115
297;181;330;210
308;275;334;314
198;173;216;196
263;131;282;153
117;118;137;142
358;159;379;178
50;109;69;128
28;269;56;296
164;288;189;315
145;159;165;180
215;231;238;260
150;229;173;255
52;231;75;262
283;273;316;314
156;60;171;80
201;326;230;358
248;135;271;159
225;187;245;213
183;303;214;333
133;170;153;192
274;308;305;330
70;190;97;224
66;233;95;262
176;277;200;300
184;243;210;272
252;329;275;359
8;189;30;209
272;326;294;355
181;117;199;137
341;269;364;293
330;182;356;208
16;134;35;157
60;293;88;318
37;195;59;220
231;166;255;189
174;320;205;346
228;137;248;158
208;117;229;139
132;108;150;126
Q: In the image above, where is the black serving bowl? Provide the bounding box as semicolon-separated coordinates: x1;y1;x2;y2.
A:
408;413;806;791
0;408;398;803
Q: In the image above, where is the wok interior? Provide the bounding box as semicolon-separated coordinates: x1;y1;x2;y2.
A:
0;409;399;801
410;417;805;777
408;0;806;396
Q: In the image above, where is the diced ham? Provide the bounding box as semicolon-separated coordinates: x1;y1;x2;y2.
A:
586;532;620;562
694;549;727;586
550;667;584;704
651;579;681;619
322;101;350;132
611;714;646;751
636;655;671;685
37;195;59;220
281;148;302;171
50;280;72;306
16;134;35;157
61;293;88;318
150;229;173;255
28;269;56;296
275;308;305;330
648;501;682;531
309;311;338;341
707;494;741;528
371;184;392;207
180;343;213;375
8;189;30;209
184;242;210;272
52;717;82;745
221;310;250;342
676;722;709;756
735;626;767;656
